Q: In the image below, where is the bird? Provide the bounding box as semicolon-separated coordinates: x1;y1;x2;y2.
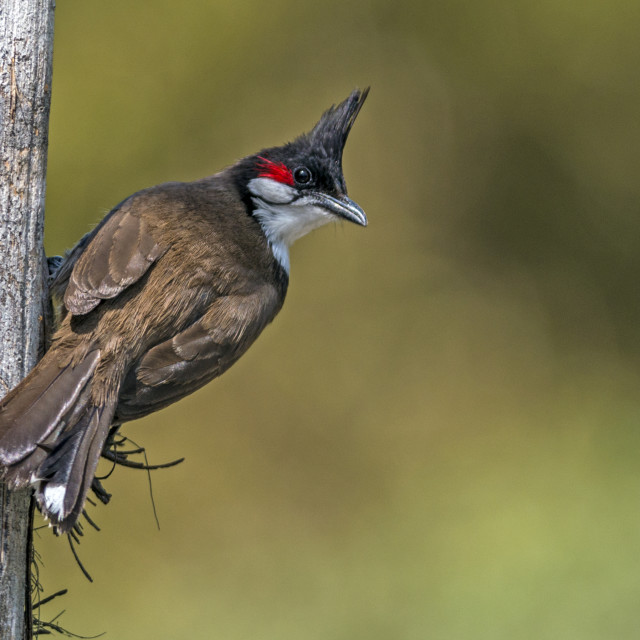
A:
0;88;369;533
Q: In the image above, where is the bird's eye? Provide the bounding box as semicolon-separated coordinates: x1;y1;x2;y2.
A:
293;167;312;184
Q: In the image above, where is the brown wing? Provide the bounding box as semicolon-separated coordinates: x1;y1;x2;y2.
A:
115;287;283;422
64;198;165;316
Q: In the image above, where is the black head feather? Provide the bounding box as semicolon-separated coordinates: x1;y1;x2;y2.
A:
305;88;369;165
233;88;369;202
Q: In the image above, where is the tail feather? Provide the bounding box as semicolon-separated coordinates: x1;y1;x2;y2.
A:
36;402;114;532
0;348;117;533
1;382;94;488
0;350;100;466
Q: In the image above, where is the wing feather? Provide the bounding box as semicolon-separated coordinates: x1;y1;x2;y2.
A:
64;200;165;315
115;286;282;421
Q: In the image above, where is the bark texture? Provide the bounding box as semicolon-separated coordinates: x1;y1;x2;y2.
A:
0;1;55;638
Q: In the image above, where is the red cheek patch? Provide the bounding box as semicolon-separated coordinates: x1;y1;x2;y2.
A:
257;156;294;186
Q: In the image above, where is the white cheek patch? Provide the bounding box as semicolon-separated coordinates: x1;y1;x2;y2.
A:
248;177;297;204
252;195;334;274
260;201;331;244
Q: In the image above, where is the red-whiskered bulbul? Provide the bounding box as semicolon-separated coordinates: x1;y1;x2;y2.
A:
0;89;368;533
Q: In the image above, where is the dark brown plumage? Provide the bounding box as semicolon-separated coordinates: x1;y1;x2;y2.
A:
0;89;368;532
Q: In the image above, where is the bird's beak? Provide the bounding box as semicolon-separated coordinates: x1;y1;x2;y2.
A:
311;193;368;227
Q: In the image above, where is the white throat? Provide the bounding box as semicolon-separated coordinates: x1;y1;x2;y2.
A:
248;177;333;273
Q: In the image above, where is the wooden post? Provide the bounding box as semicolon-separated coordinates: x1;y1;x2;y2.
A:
0;1;55;638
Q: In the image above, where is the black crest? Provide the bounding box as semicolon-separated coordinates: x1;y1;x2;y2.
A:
233;88;369;199
305;88;369;165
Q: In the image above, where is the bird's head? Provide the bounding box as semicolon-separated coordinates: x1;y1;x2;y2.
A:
235;88;369;272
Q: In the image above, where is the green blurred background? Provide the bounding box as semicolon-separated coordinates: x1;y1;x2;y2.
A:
37;0;640;638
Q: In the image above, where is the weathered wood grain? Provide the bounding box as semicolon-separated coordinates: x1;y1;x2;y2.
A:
0;1;55;637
